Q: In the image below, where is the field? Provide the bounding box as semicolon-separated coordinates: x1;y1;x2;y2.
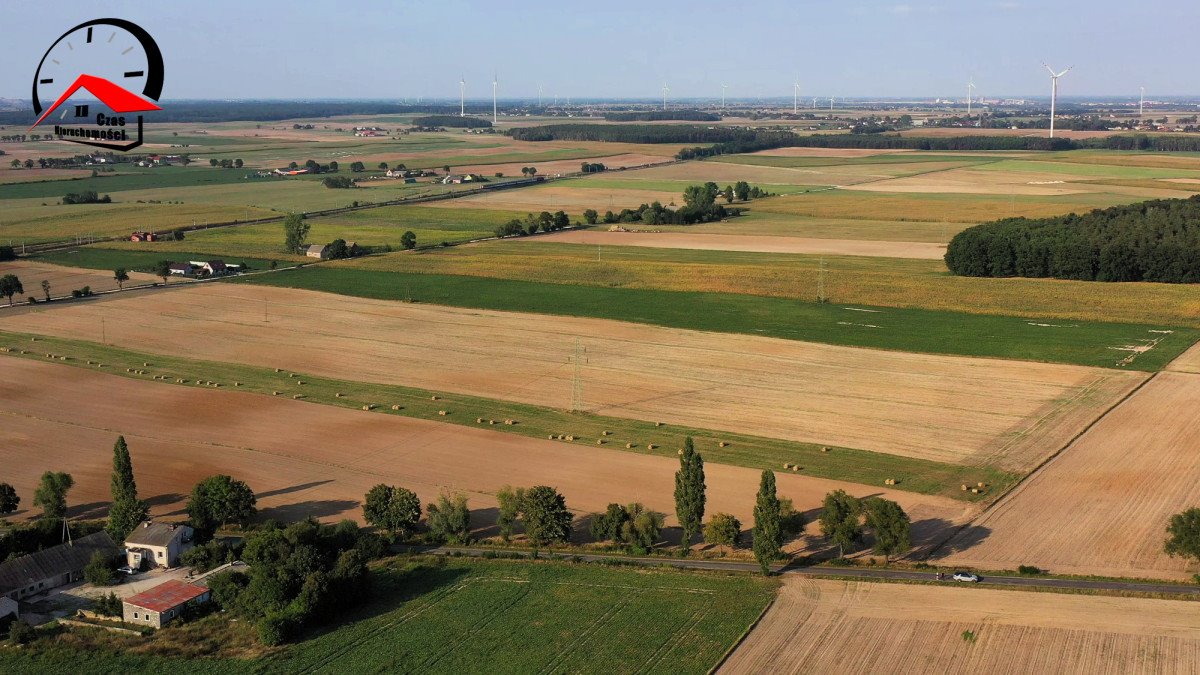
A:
526;229;948;259
337;241;1200;330
0;284;1146;471
8;558;777;674
233;264;1199;370
720;577;1200;674
936;371;1200;580
0;260;158;297
0;356;971;544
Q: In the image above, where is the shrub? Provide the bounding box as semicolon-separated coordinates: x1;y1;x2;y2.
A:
84;550;117;586
93;591;123;617
426;493;471;545
8;620;35;645
704;513;742;548
1017;565;1044;575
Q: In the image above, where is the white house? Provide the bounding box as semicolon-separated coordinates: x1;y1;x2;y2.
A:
124;522;194;570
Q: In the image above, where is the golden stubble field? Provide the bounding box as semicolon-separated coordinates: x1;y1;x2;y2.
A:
938;371;1200;580
720;577;1200;674
0;357;968;549
524;229;948;259
0;284;1143;469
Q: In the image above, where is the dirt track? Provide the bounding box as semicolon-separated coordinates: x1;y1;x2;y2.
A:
720;577;1200;674
522;229;948;259
0;358;967;549
938;371;1200;580
0;284;1140;468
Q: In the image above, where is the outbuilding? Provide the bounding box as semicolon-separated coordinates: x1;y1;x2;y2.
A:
0;532;118;601
122;579;210;629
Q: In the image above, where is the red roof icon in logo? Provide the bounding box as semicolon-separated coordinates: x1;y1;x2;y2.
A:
31;73;161;129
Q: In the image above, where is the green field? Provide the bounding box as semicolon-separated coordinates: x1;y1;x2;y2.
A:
0;167;255;200
233;265;1197;370
6;557;777;674
0;331;1009;499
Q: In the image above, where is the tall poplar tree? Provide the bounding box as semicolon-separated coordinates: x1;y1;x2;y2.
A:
673;437;706;555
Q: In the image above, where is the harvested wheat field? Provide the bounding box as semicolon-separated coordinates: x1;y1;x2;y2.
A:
938;372;1200;580
748;147;915;158
0;357;966;548
449;153;671;178
1164;338;1200;374
720;577;1200;674
0;260;157;299
1;284;1143;468
523;230;948;259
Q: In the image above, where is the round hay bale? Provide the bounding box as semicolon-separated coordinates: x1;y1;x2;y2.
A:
821;447;830;453
272;390;280;396
490;420;498;425
596;439;605;445
678;449;684;455
363;405;372;411
961;484;968;491
391;404;402;410
718;441;727;448
625;442;634;449
143;362;150;367
977;482;985;488
504;419;514;425
566;435;575;441
476;417;484;424
970;487;979;494
654;422;663;427
548;434;555;440
234;382;241;387
335;393;344;398
293;394;305;400
289;373;296;378
297;381;306;385
601;430;610;436
274;368;281;373
431;395;440;401
783;462;790;469
647;444;656;450
438;410;448;416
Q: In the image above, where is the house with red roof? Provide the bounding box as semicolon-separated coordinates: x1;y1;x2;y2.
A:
122;578;210;628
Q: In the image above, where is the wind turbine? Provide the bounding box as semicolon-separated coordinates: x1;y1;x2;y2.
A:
459;76;465;117
967;77;975;122
662;84;670;111
829;97;834;112
538;83;544;108
1139;86;1145;117
1043;63;1072;138
721;83;727;110
793;81;800;114
492;72;498;125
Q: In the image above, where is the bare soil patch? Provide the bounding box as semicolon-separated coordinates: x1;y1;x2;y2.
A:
524;230;948;259
0;358;966;549
0;284;1140;469
721;577;1200;674
938;371;1200;580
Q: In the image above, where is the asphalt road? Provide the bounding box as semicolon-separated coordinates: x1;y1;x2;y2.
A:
415;545;1200;597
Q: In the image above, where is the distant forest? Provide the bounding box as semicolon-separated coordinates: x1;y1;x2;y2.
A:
412;115;492;128
508;123;1200;156
944;195;1200;283
0;101;483;125
602;110;720;122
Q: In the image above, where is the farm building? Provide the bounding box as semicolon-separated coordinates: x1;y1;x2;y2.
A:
0;596;16;621
189;260;228;277
130;231;157;242
168;262;194;276
124;521;194;570
306;244;329;259
0;532;118;601
122;579;211;629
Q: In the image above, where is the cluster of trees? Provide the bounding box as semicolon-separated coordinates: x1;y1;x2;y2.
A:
204;519;380;645
413;115;492;129
285;159;339;174
0;274;23;306
818;490;912;561
321;176;355;189
945;195;1200;283
580;162;607;174
362;484;474;544
519;166;539;178
61;190;112;205
1165;507;1200;565
494;210;571;237
207;158;244;169
601;110;720;122
601;181;765;226
283;213;311;253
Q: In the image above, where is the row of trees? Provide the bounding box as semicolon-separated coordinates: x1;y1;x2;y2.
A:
602;110;720;122
494;210;572;237
61;190;111;205
945;195;1200;283
208;158;244;169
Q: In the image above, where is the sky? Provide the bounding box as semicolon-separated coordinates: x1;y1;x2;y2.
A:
1;0;1195;102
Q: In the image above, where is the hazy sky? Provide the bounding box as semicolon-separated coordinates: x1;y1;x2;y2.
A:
1;0;1194;101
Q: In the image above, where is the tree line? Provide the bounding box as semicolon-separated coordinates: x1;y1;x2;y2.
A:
945;195;1200;283
413;115;492;129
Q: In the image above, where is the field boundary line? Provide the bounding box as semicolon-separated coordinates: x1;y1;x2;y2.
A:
538;590;642;675
926;371;1160;560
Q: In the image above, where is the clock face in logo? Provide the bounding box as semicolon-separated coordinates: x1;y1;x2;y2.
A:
32;18;164;116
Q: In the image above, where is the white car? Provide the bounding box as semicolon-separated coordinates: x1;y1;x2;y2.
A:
117;566;139;576
952;571;980;582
